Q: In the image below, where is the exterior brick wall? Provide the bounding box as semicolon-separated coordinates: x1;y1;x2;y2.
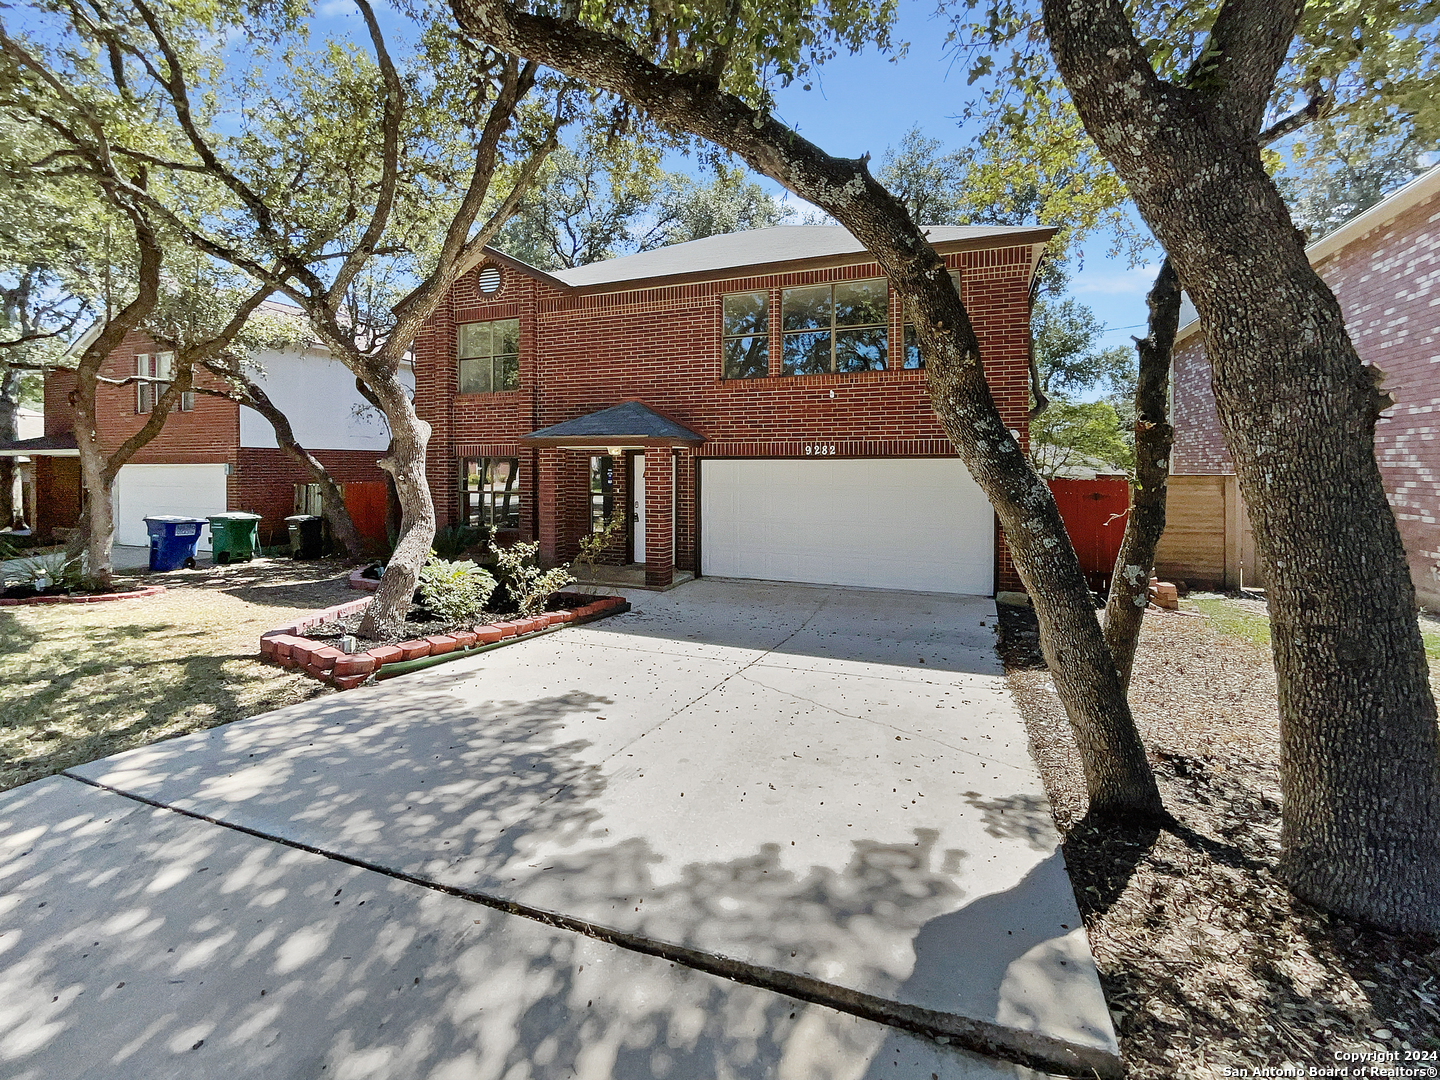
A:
233;446;389;547
1170;186;1440;606
44;329;241;467
413;243;1040;594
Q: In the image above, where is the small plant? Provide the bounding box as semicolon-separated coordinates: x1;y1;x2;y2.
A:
571;511;627;594
430;524;487;561
5;548;87;591
494;541;574;616
417;555;497;623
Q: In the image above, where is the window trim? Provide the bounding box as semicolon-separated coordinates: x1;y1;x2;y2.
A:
780;278;890;376
589;454;615;532
135;351;193;413
460;456;522;530
457;318;521;395
721;290;770;380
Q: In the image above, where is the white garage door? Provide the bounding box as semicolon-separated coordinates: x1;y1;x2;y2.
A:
113;464;229;550
700;458;994;594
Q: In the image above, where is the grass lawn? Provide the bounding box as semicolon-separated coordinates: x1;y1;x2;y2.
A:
0;558;357;793
1189;592;1440;666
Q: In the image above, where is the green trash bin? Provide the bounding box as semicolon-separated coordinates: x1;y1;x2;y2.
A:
207;512;262;565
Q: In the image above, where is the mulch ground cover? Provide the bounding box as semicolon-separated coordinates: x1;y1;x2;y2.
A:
999;599;1440;1078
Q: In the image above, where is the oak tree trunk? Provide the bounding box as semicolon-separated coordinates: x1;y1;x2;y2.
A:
1102;259;1179;691
356;367;434;637
1045;0;1440;931
0;369;19;528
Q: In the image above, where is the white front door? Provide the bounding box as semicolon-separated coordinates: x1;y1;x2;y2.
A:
699;457;995;594
630;453;646;563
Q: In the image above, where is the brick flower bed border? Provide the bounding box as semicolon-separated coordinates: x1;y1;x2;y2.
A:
260;591;631;690
0;584;166;607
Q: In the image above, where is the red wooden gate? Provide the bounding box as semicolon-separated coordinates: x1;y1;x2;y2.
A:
1048;477;1131;589
343;481;390;550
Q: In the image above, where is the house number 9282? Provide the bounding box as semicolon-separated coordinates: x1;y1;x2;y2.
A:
805;444;837;456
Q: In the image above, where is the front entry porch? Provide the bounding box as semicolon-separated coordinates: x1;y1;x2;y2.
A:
523;401;704;589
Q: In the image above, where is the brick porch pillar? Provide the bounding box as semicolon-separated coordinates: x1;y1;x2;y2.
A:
644;447;673;587
537;448;561;567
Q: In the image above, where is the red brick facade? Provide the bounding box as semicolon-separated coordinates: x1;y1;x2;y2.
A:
1170;171;1440;606
38;331;390;545
414;235;1042;592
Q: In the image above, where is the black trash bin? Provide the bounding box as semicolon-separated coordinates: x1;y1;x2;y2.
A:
285;514;325;559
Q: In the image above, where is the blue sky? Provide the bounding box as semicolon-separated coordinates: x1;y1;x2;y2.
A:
306;0;1161;346
759;0;1161;346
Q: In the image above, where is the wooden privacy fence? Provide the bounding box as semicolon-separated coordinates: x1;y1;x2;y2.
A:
1048;477;1131;590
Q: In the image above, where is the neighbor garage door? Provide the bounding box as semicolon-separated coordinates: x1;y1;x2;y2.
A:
112;464;229;550
700;458;994;594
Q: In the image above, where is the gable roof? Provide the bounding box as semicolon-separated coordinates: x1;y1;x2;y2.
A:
1174;164;1440;346
522;401;705;447
545;224;1054;291
467;223;1056;297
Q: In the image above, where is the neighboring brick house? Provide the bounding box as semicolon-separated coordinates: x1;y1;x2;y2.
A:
4;302;410;551
412;224;1053;594
1163;165;1440;604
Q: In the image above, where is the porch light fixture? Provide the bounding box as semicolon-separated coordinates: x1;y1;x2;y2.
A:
607;446;623;457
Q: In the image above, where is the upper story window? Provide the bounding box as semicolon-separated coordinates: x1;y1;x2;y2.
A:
135;352;193;413
902;270;963;369
458;318;519;394
782;278;888;375
722;292;768;379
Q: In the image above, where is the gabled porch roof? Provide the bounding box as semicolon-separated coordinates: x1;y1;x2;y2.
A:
521;401;704;449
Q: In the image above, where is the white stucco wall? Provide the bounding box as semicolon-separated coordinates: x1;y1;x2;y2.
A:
238;347;416;451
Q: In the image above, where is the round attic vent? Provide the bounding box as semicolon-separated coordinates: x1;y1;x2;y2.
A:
477;267;502;295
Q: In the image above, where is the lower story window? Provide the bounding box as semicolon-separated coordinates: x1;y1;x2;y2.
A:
589;455;614;532
461;457;521;529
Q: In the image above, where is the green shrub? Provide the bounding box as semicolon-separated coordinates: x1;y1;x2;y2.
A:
4;549;86;591
418;555;497;623
571;511;626;594
494;541;573;616
430;525;488;561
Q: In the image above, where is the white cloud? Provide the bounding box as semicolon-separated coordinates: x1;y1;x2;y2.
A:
1070;263;1160;296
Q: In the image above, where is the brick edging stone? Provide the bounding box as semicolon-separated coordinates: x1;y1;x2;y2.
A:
0;584;167;607
260;592;630;690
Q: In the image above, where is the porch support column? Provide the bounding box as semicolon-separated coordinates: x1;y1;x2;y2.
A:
537;448;561;567
644;446;673;588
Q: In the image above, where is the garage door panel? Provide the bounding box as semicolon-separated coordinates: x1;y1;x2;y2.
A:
701;458;992;594
113;465;229;550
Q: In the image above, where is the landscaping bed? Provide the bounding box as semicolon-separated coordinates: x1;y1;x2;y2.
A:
1000;596;1440;1078
260;591;630;689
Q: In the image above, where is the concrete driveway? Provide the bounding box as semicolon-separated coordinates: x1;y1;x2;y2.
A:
0;580;1117;1079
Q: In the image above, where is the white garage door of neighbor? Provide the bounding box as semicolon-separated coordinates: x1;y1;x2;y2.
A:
700;458;994;594
113;464;229;550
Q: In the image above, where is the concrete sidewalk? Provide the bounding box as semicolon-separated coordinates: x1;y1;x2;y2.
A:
4;580;1118;1077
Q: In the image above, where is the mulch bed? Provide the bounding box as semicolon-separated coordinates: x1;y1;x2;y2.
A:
999;601;1440;1078
0;584;166;606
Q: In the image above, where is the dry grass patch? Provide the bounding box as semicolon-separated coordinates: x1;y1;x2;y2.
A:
0;557;358;792
1001;600;1440;1079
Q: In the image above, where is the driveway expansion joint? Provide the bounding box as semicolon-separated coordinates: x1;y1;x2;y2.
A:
59;768;1120;1079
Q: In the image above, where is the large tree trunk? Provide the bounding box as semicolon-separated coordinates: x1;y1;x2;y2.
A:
357;367;434;636
1102;259;1179;691
0;368;19;528
451;0;1163;818
1045;0;1440;931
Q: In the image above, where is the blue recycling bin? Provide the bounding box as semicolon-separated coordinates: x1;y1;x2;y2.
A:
144;516;208;571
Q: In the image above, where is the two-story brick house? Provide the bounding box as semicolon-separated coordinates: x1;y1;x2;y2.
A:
1162;166;1440;605
9;303;411;551
413;224;1053;594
